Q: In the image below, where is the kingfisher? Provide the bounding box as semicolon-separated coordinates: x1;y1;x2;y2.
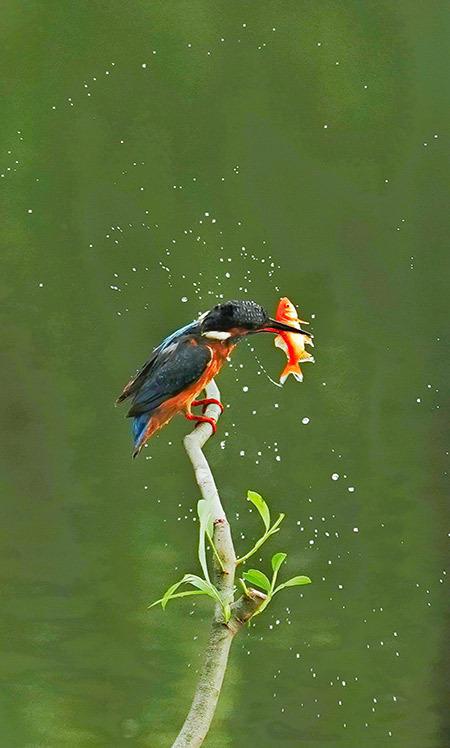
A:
116;299;310;458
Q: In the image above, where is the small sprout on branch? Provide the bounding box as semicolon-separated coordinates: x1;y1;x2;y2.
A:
149;491;311;623
242;551;311;617
150;488;311;627
236;490;285;565
271;551;287;575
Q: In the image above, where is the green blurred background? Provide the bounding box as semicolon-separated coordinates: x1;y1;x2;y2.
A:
1;2;448;746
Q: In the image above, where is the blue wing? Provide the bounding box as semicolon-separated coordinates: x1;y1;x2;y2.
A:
127;337;211;449
116;319;200;404
127;339;211;418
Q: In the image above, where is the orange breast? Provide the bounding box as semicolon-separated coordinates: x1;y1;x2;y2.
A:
184;342;233;410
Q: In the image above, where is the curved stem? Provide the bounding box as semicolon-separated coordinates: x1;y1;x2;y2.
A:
236;513;285;566
172;380;265;747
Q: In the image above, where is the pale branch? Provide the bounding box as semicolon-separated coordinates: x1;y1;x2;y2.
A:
172;380;265;748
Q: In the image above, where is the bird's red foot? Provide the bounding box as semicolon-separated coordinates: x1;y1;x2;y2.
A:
191;398;224;414
185;412;217;433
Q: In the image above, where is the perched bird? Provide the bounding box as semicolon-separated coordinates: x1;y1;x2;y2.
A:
116;299;311;458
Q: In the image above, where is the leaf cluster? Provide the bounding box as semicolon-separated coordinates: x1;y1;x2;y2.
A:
149;490;311;623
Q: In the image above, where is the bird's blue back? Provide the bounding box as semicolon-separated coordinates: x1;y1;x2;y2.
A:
154;319;200;354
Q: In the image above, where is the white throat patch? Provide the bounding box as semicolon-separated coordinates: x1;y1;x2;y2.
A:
203;330;232;340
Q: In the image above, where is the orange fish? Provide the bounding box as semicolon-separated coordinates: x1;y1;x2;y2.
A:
274;297;314;384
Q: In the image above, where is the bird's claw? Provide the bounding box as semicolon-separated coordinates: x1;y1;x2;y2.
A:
191;398;224;414
185;411;218;434
194;416;217;433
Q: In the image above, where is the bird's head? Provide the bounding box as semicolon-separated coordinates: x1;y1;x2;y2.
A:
200;300;310;341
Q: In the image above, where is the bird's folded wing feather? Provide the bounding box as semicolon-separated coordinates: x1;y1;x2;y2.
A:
116;320;200;404
126;338;212;417
116;350;159;404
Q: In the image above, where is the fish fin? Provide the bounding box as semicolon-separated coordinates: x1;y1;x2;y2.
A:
279;361;303;383
299;350;314;363
274;335;288;353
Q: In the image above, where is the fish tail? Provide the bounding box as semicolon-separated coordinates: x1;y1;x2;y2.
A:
279;360;303;385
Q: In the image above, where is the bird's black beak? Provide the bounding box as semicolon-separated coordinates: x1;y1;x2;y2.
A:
257;318;313;338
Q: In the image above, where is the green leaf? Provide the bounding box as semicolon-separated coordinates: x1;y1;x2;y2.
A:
150;572;224;612
148;590;208;609
160;573;222;610
243;568;271;593
197;500;212;582
161;579;186;609
281;575;311;587
183;574;220;601
247;490;270;531
274;575;312;594
271;552;287;573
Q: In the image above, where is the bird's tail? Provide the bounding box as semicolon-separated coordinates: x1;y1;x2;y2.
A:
131;411;169;458
132;414;152;459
